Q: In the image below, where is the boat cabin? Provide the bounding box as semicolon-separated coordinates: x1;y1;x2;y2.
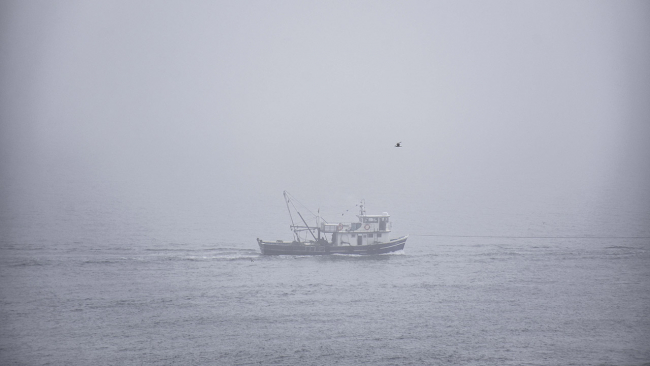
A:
321;212;391;246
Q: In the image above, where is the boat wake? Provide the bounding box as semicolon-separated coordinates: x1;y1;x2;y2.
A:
151;248;259;262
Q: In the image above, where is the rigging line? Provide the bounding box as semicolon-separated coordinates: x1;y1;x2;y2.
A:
287;195;314;237
284;191;319;219
284;191;330;224
283;192;296;227
416;235;650;239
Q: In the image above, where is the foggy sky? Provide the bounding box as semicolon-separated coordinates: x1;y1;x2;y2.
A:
1;1;649;241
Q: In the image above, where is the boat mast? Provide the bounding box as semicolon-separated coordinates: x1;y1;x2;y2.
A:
283;191;299;242
284;190;320;242
296;211;318;242
317;209;321;241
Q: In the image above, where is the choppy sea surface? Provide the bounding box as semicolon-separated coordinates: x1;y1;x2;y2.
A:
1;185;649;365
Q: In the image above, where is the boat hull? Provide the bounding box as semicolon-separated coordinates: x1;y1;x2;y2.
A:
258;236;408;255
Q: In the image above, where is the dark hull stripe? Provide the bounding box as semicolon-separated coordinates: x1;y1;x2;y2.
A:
258;236;408;255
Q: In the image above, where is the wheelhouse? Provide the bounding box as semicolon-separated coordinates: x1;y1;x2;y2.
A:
322;212;392;246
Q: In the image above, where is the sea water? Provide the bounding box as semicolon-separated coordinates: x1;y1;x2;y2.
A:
1;183;649;365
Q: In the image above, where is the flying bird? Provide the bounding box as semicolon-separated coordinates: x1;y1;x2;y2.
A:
395;142;402;147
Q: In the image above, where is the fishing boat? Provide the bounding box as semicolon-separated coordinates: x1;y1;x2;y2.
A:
257;191;408;255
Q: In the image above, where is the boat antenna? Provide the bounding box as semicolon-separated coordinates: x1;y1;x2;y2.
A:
359;199;366;215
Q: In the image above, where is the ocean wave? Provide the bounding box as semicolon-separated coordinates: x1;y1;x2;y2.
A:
144;246;249;253
5;258;51;267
